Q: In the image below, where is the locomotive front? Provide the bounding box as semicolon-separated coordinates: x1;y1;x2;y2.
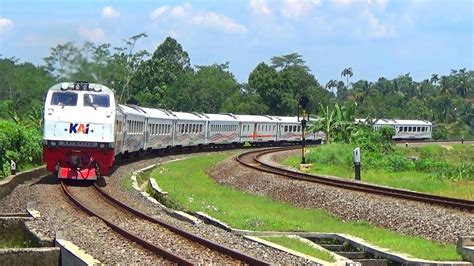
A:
43;82;116;180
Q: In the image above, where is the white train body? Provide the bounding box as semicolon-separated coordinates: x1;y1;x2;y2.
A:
43;82;117;179
357;119;432;140
42;82;328;180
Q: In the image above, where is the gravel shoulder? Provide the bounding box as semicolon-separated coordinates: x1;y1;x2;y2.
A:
210;149;474;244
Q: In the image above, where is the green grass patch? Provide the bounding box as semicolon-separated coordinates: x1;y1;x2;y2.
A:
261;236;336;262
151;153;461;261
0;226;34;248
283;144;474;200
121;173;134;191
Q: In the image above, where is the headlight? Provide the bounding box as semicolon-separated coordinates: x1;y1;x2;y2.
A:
99;143;106;148
50;141;57;146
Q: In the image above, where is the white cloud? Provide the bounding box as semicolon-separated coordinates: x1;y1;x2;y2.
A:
78;27;106;42
248;0;272;16
150;4;246;34
280;0;322;19
331;0;388;9
192;12;247;33
102;6;120;18
150;6;170;20
0;18;14;32
361;8;395;38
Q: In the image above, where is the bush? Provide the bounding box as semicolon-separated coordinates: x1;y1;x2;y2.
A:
0;120;42;178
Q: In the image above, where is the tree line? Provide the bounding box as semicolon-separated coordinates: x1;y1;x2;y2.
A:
0;33;473;137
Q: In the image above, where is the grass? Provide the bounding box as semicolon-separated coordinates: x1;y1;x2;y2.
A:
282;144;474;200
0;227;34;249
261;236;336;262
149;152;461;261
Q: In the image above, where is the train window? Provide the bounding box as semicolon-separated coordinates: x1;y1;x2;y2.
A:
293;125;297;132
298;126;301;132
284;125;288;132
84;94;110;108
51;91;78;106
408;126;411;132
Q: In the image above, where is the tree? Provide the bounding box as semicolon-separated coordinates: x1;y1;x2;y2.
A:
164;63;239;113
248;62;284;115
430;74;439;85
112;33;149;103
270;53;309;71
455;69;471;98
136;36;192;106
325;80;338;94
341;67;353;89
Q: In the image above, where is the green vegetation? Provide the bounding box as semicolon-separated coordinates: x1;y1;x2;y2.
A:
261;236;336;262
0;226;34;248
283;143;474;200
149;153;460;261
0;120;43;179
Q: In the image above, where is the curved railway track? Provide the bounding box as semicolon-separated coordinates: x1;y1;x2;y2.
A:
60;180;269;265
236;147;474;212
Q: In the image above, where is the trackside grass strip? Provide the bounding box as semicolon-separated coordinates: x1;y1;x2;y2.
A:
261;236;336;262
150;152;461;261
282;144;474;200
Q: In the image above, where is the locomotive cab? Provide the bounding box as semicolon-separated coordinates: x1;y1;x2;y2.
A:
43;82;116;180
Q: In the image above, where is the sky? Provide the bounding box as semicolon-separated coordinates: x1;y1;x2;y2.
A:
0;0;472;85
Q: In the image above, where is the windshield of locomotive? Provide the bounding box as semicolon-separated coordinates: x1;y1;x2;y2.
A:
84;93;110;108
50;91;78;106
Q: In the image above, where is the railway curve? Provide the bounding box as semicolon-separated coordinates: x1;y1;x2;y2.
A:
236;147;474;212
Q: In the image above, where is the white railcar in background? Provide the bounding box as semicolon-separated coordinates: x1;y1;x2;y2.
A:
141;107;175;151
205;113;240;146
237;115;278;144
356;119;432;140
172;111;207;147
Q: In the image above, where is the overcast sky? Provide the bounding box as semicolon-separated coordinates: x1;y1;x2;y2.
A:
0;0;472;84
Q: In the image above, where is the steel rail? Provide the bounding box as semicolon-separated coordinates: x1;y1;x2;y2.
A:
92;183;269;266
236;147;474;212
60;180;194;265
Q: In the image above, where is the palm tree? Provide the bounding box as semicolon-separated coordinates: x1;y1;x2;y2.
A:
341;67;353;89
430;74;439;85
325;80;338;94
439;76;452;96
456;72;471;98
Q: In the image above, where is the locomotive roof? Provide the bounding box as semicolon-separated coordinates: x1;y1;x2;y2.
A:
48;82;114;94
235;115;276;123
205;113;239;122
356;119;432;126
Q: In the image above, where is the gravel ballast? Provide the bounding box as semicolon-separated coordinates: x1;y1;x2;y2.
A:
210;149;474;244
0;151;317;264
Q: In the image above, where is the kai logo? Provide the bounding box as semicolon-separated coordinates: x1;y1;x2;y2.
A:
69;123;90;134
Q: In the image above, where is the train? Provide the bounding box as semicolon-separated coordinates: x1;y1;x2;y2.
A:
43;82;433;180
43;82;323;180
355;119;432;140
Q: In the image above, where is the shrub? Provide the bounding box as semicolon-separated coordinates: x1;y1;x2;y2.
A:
0;120;42;178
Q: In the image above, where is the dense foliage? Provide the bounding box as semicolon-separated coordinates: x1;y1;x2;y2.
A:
0;33;472;177
307;143;473;181
0;120;42;177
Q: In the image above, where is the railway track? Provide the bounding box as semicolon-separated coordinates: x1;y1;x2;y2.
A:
60;180;269;265
236;147;474;212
